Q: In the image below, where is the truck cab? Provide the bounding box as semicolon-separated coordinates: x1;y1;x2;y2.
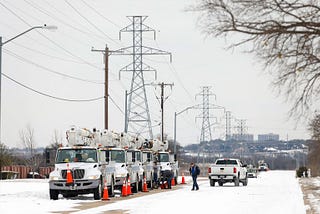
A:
141;150;154;188
49;146;114;200
49;127;115;200
101;148;127;192
157;151;179;185
126;149;144;192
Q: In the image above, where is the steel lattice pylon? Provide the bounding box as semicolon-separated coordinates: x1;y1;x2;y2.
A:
114;16;171;139
196;86;215;142
225;111;231;141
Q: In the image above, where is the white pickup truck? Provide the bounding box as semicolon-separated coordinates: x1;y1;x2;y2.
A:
208;158;248;186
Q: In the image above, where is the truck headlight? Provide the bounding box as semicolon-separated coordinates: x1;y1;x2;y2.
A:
116;173;127;178
87;175;100;180
49;176;59;181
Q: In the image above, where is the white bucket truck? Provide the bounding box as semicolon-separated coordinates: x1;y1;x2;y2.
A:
150;139;179;186
98;130;144;194
49;126;115;200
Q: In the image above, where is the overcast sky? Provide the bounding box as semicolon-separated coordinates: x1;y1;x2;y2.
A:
0;0;310;148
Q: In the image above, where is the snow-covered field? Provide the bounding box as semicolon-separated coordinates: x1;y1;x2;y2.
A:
0;171;308;214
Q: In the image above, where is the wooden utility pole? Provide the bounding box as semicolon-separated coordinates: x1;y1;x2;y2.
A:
92;45;121;130
155;82;174;141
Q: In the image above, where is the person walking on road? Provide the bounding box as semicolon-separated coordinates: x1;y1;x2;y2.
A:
189;162;200;191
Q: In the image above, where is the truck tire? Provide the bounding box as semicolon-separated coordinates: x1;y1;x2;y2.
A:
138;175;143;191
93;181;102;200
148;173;153;189
49;189;59;200
210;179;215;186
218;181;223;186
132;178;139;193
234;177;240;186
242;176;248;186
175;170;178;184
108;177;115;197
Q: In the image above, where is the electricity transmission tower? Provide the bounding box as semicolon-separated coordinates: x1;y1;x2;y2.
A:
196;86;216;142
236;119;247;141
225;111;231;141
113;16;171;139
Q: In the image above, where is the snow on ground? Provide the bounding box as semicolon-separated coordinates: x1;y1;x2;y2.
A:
0;171;308;214
299;176;320;214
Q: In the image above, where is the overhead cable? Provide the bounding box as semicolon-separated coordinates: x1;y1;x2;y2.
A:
2;73;104;102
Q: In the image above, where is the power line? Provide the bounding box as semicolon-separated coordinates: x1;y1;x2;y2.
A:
154;40;194;103
79;0;121;28
0;1;105;71
64;0;121;47
11;41;88;64
2;73;104;102
109;95;124;115
4;49;103;84
23;0;108;43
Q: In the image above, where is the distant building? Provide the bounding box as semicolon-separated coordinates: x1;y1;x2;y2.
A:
258;133;280;142
230;134;254;142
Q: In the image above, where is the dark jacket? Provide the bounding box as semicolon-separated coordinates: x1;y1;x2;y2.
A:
189;165;200;177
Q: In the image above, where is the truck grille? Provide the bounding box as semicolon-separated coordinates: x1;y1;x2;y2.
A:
61;169;85;179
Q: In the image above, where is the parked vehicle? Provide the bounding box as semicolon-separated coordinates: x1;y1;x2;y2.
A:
49;127;115;200
258;160;269;171
208;158;248;186
144;139;179;187
247;167;258;178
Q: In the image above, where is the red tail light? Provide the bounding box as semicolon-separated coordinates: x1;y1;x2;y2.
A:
208;168;211;173
233;167;237;173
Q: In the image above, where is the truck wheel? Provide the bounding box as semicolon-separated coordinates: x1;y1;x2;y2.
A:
108;177;115;197
138;175;143;191
218;181;223;186
93;182;102;200
242;176;248;186
49;189;59;200
148;173;153;189
234;177;240;186
175;170;178;184
133;178;139;193
210;179;215;186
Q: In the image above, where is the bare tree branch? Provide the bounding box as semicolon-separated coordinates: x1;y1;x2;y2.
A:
190;0;320;119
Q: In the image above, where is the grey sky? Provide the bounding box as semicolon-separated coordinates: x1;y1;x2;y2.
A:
0;0;309;148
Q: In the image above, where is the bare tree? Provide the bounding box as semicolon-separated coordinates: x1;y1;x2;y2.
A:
191;0;320;119
50;129;63;148
307;113;320;176
0;143;12;179
20;125;40;177
43;130;63;166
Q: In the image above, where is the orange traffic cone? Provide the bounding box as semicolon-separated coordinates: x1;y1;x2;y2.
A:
171;177;176;186
181;173;186;184
102;180;110;201
127;177;132;195
142;176;149;192
121;179;127;197
66;163;73;184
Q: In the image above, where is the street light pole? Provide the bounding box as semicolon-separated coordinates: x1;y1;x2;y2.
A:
0;24;57;142
173;105;198;155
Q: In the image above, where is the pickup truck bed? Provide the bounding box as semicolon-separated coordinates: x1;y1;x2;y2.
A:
208;158;248;187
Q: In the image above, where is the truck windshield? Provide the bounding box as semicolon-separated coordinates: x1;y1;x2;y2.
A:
216;159;238;165
56;149;97;163
135;151;141;162
110;150;125;163
159;153;169;162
